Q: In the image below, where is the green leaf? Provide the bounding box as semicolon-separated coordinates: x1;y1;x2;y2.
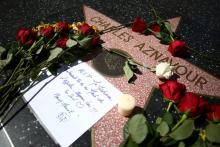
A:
162;112;173;126
164;21;172;34
123;120;130;140
71;34;82;40
189;138;204;147
178;141;185;147
154;32;162;39
30;68;41;80
146;137;159;147
156;117;162;125
160;32;172;44
127;58;138;70
123;61;134;83
127;58;138;66
128;114;148;144
78;36;92;49
169;119;195;140
120;137;138;147
36;45;44;54
163;138;178;146
47;47;63;62
156;121;169;136
206;123;220;143
66;39;77;48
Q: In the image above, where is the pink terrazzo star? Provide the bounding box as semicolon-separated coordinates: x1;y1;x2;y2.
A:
83;5;220;146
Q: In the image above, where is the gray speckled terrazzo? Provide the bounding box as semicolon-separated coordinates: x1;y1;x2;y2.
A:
0;0;219;146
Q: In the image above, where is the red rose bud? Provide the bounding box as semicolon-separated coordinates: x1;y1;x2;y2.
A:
78;23;93;35
40;26;54;38
168;40;187;57
16;28;37;46
206;104;220;122
91;36;100;46
150;23;160;33
56;22;69;34
159;80;186;103
177;92;209;117
56;38;68;48
132;17;147;33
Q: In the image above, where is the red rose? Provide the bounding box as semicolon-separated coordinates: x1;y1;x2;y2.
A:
91;36;100;46
78;23;93;35
132;17;147;33
56;38;68;48
150;23;160;33
168;40;187;57
56;22;69;34
159;80;186;103
40;26;54;38
206;104;220;122
177;92;208;117
16;28;37;46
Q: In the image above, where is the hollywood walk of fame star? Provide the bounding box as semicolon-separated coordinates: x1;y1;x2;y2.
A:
83;5;220;146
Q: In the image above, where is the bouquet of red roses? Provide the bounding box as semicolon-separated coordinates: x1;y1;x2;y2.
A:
0;21;100;120
121;80;220;147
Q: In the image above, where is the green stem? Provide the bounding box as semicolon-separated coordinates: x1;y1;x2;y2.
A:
0;65;31;90
166;101;173;112
2;59;24;88
15;46;23;56
28;37;44;52
149;0;161;20
170;34;174;41
147;28;154;33
0;74;58;127
46;33;58;48
171;113;187;131
0;74;43;123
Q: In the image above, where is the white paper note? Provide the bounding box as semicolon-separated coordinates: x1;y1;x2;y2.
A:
24;63;123;147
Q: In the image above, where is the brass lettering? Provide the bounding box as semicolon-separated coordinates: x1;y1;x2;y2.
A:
169;59;179;66
117;32;134;42
100;23;111;29
112;27;121;36
175;65;187;75
158;57;169;63
91;16;102;23
108;26;122;32
125;34;134;42
186;70;198;82
195;76;207;90
134;43;145;51
149;50;163;60
141;47;155;56
90;16;111;29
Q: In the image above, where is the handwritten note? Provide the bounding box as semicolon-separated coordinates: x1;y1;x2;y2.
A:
24;63;123;147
